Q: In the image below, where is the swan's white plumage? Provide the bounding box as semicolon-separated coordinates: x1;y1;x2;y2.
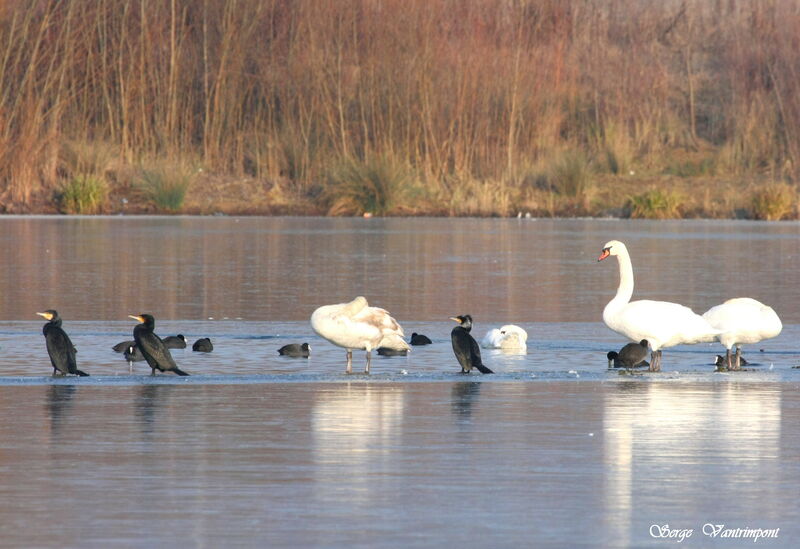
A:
481;325;528;350
599;240;719;358
702;297;782;350
603;298;719;349
310;296;409;372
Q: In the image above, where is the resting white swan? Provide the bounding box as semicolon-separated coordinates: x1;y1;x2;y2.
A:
481;325;528;350
310;296;410;374
702;297;782;370
598;240;719;371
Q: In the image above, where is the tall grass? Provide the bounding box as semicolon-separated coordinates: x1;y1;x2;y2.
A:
627;189;686;219
58;175;107;214
750;183;797;220
550;150;592;199
140;163;193;212
323;155;411;216
0;1;799;213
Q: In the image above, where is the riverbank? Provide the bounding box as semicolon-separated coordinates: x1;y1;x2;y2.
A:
2;2;800;223
5;171;798;221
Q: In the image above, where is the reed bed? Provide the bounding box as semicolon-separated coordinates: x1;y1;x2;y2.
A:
0;1;797;218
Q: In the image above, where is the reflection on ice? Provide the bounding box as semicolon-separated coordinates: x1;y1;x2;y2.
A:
603;382;781;542
46;384;77;437
136;384;173;436
450;382;482;421
312;385;406;505
0;381;797;547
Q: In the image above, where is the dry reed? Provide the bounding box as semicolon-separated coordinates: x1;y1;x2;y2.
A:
0;1;798;217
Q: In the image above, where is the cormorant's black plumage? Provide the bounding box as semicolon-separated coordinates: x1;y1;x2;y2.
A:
450;315;493;374
37;310;89;376
129;314;189;376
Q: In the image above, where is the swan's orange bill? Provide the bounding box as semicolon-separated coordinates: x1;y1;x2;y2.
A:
598;249;610;261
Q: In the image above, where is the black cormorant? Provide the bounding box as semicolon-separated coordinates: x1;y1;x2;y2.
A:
410;333;432;346
129;314;189;376
192;338;213;352
37;310;89;376
278;343;310;357
162;334;187;349
450;315;493;374
607;340;650;369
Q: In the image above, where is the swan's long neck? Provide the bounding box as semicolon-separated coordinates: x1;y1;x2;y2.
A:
609;248;634;309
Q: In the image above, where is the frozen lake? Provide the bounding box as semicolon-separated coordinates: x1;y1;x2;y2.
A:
0;216;798;547
2;380;798;548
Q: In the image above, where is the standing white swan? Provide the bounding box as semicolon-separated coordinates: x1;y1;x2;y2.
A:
598;240;719;371
702;297;782;371
481;325;528;350
310;296;410;374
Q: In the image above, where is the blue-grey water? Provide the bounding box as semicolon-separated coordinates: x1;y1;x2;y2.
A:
0;216;798;547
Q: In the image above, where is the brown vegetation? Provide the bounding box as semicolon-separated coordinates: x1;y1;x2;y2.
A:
0;0;799;218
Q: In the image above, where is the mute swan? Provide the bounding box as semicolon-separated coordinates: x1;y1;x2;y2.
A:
607;339;650;369
450;315;494;374
410;333;432;346
481;324;528;350
702;297;781;370
598;240;719;371
278;343;311;357
311;296;410;373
